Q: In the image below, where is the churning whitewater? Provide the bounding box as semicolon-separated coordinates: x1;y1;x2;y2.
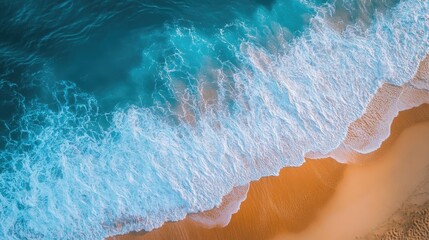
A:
0;0;428;239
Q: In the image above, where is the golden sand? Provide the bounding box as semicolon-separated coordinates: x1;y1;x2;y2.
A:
274;114;429;240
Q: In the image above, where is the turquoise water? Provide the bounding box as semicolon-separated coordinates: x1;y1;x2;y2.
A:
0;0;428;239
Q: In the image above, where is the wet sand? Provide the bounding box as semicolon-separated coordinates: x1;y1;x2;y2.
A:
113;103;429;240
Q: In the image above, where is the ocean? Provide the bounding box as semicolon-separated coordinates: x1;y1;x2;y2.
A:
0;0;428;239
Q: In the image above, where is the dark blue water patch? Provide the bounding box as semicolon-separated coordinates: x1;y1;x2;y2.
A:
0;1;244;143
0;0;401;148
0;0;278;68
0;0;282;116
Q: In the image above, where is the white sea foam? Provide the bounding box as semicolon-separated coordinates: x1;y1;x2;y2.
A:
1;0;429;239
188;184;250;228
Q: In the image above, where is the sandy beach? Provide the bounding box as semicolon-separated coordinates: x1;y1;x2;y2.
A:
112;102;429;240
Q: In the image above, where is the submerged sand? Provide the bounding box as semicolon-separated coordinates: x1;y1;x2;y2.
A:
112;103;429;240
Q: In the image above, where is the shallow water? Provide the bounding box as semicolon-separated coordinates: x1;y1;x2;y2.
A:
0;0;428;239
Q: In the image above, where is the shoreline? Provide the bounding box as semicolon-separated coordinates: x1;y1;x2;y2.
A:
113;104;429;240
112;56;429;239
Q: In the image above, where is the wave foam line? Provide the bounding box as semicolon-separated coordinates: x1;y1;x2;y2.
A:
173;56;429;231
308;56;429;162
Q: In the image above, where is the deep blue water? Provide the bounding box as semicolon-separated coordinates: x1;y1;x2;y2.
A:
0;0;428;239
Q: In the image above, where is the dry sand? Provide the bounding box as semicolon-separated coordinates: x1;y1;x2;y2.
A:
112;104;429;240
273;113;429;240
